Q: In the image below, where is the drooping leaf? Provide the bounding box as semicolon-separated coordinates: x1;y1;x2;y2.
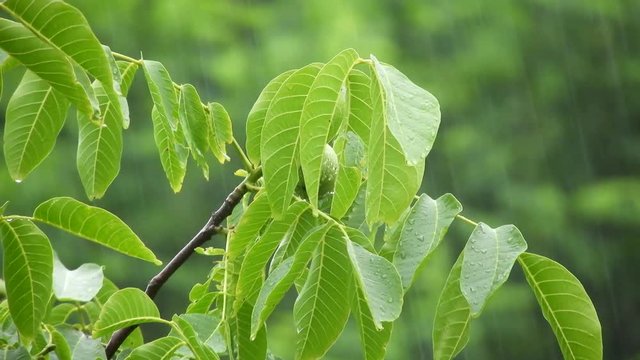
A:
299;49;359;208
117;61;138;97
433;255;472;360
208;102;233;164
93;288;164;338
330;133;365;219
460;223;527;316
76;80;123;200
392;193;462;290
0;218;52;341
370;55;440;165
236;303;267;360
366;66;424;226
261;63;321;217
125;336;184;360
518;252;602;360
347;239;403;328
142;60;179;128
294;226;352;359
3;70;69;182
235;201;308;308
102;46;129;128
52;254;103;302
347;69;372;148
352;286;393;360
0;18;94;115
178;84;209;178
33;197;161;265
151;106;188;193
251;224;329;338
245;69;295;165
171;315;220;360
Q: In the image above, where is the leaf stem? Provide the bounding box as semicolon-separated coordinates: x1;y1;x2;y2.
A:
111;51;143;65
231;138;254;172
456;214;479;227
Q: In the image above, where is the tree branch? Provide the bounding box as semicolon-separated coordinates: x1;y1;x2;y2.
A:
105;168;262;358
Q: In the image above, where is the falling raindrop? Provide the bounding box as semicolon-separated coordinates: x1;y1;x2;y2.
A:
15;179;22;184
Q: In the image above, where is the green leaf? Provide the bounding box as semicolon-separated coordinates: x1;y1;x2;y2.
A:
47;303;77;325
460;223;527;316
56;325;106;359
76;80;123;200
117;61;138;97
33;197;161;265
342;184;369;236
168;314;223;357
93;288;164;338
235;201;308;308
3;70;69;182
370;55;440;165
125;336;184;360
171;315;220;360
178;84;209;178
261;63;321;217
366;66;424;226
330;166;361;219
346;239;402;328
245;70;295;165
294;226;352;359
0;18;94;115
392;193;462;290
252;224;329;338
269;209;317;272
208;102;233;164
46;324;71;360
143;60;179;128
236;303;267;360
347;69;372;148
102;46;129;128
433;255;471;360
2;0;113;87
226;192;272;268
299;49;359;208
52;254;103;302
518;252;602;360
0;218;52;341
0;347;30;359
151;105;188;193
352;286;393;360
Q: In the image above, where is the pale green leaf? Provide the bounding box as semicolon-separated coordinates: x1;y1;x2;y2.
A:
33;197;161;265
237;303;267;360
294;226;352;359
347;69;372;148
252;224;329;338
460;223;527;316
371;56;440;165
342;184;369;236
151;105;188;193
125;336;184;360
519;252;602;360
3;70;68;182
72;63;100;121
56;325;106;360
46;324;71;360
117;61;138;97
366;67;424;226
171;315;220;360
76;80;123;200
0;18;94;114
179;84;209;178
299;49;359;208
0;218;52;341
352;286;393;360
226;192;272;269
330;166;361;219
392;193;462;290
261;63;321;217
143;60;179;128
245;69;295;165
208;102;232;164
347;239;403;328
433;255;472;360
102;46;130;128
167;314;223;357
52;254;103;302
93;288;163;338
235;201;308;308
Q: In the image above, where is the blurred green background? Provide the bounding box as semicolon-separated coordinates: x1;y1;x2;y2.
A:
1;0;639;358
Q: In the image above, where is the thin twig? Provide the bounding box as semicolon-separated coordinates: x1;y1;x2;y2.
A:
105;168;262;358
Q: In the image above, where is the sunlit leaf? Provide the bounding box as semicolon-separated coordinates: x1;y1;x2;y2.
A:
0;18;94;115
371;56;440;165
33;197;161;265
294;226;352;359
433;255;471;360
179;84;209;178
93;288;164;338
352;286;393;360
125;336;184;360
208;102;233;164
460;223;527;316
299;49;359;208
3;70;69;182
246;70;295;165
151;105;188;193
0;218;52;341
52;254;103;302
519;252;602;360
392;193;462;290
261;63;321;217
366;66;424;226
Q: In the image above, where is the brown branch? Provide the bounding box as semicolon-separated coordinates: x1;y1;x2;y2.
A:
105;168;262;359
